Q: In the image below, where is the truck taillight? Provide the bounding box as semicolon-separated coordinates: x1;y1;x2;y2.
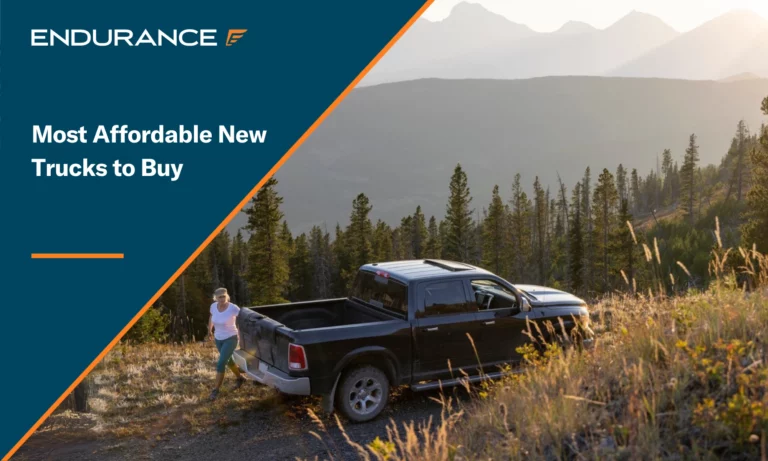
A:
288;344;307;370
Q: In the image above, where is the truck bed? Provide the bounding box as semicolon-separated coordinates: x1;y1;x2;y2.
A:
252;298;393;330
236;298;403;375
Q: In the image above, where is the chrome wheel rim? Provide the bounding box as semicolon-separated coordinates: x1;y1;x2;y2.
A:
348;376;383;416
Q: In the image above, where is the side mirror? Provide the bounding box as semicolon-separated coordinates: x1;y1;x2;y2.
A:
521;297;532;312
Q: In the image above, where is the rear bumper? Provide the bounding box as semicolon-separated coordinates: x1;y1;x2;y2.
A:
232;350;310;395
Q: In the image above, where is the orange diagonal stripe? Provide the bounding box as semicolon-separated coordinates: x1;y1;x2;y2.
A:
2;3;433;460
31;253;124;259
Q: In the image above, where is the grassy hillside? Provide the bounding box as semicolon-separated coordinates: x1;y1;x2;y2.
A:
240;76;768;234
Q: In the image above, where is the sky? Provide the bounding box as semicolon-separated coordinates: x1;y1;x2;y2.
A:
421;0;768;32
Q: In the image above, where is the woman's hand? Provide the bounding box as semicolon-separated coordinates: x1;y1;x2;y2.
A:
208;331;215;343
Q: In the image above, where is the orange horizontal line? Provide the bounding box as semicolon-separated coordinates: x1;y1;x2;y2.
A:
31;253;124;259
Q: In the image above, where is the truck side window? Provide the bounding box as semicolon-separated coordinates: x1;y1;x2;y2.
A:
423;280;473;316
470;279;518;310
350;271;409;316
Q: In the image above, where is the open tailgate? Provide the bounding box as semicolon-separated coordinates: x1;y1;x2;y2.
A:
236;308;291;371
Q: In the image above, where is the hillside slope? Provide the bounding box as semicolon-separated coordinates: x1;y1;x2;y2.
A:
229;77;768;234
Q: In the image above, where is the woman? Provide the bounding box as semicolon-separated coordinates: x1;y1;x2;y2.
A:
208;287;246;400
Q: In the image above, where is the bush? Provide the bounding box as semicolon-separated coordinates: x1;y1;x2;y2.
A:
124;305;170;344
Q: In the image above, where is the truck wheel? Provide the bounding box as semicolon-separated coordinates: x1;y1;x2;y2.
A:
336;366;390;423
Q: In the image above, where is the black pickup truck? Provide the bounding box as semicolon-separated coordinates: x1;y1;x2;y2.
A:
233;259;593;422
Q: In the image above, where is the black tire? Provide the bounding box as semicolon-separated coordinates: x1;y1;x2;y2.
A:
335;366;390;422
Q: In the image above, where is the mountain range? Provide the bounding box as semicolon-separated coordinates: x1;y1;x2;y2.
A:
227;76;768;235
361;3;768;85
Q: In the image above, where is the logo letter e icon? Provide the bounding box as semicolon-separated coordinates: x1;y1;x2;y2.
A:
226;29;247;46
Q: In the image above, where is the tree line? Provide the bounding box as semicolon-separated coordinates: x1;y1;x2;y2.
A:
129;96;768;343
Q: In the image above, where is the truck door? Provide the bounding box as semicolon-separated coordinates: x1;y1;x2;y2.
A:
467;278;533;371
413;279;481;382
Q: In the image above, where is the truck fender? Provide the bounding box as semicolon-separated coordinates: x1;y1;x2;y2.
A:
321;346;401;413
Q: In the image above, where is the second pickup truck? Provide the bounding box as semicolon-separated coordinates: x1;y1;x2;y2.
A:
232;259;593;422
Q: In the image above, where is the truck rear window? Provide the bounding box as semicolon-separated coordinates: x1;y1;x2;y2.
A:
350;271;408;316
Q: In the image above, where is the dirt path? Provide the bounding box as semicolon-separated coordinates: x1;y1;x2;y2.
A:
14;387;450;461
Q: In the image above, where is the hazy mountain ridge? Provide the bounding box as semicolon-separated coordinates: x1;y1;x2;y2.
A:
227;76;768;235
612;10;768;80
362;3;768;85
553;21;597;35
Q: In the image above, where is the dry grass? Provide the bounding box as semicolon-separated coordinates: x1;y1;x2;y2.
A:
313;247;768;460
36;342;282;441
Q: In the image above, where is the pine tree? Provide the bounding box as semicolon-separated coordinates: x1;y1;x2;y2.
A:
680;134;700;226
160;278;186;342
345;193;374;288
230;230;249;305
472;216;484;265
438;220;449;258
616;164;628;205
482;185;506;275
444;164;475;262
372;220;393;262
661;149;673;204
643;169;661;213
332;224;349;296
411;206;428;259
400;215;414;260
391;227;405;260
280;221;295;299
309;225;332;299
176;245;213;340
245;177;289;305
735;120;749;203
288;233;312;301
209;230;233;294
281;221;294;256
556;175;570;285
533;177;548;284
279;222;295;300
549;196;566;285
425;216;441;259
568;182;584;292
509;173;532;282
556;174;570;238
725;120;749;203
742;97;768;252
630;168;641;213
615;199;636;293
581;167;594;289
593;168;619;291
670;162;680;203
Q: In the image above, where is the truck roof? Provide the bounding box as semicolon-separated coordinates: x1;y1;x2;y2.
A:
360;259;492;282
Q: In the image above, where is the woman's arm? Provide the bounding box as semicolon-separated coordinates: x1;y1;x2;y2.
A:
208;313;214;342
233;305;241;344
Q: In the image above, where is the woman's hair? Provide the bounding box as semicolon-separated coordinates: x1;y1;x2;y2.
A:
212;287;230;302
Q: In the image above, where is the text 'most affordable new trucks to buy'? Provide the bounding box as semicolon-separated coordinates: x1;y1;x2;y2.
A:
232;259;593;422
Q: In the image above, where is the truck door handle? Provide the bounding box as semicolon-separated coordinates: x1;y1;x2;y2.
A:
484;321;496;325
423;327;439;332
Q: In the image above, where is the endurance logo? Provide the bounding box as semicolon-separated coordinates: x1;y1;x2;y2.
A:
30;29;248;47
225;29;247;46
